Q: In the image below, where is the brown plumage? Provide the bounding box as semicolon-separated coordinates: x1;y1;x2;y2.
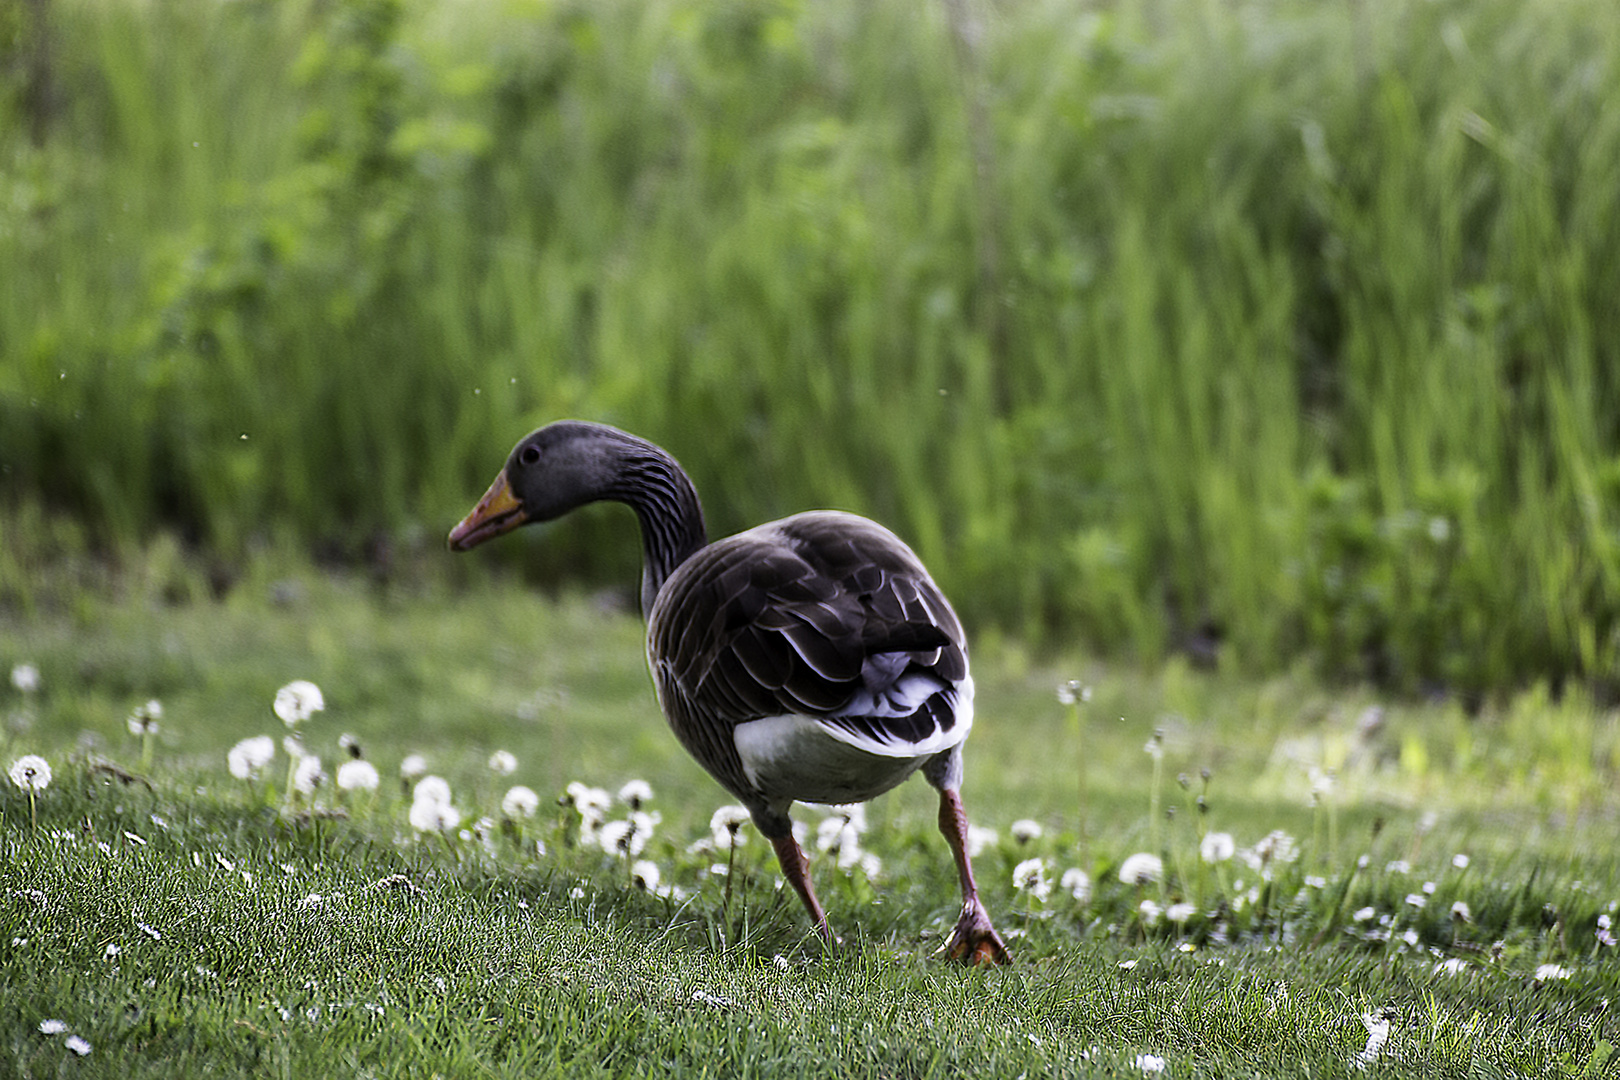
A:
449;421;1008;964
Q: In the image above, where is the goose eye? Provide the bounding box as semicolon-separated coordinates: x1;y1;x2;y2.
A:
519;445;541;466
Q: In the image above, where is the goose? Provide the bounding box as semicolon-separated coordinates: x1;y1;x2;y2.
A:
448;420;1010;965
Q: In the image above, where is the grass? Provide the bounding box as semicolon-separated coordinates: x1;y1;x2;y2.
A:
3;0;1620;691
3;543;1618;1077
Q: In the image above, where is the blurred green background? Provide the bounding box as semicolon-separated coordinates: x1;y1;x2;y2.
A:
3;0;1618;696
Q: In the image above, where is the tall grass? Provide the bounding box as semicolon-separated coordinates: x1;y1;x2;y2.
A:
2;0;1618;694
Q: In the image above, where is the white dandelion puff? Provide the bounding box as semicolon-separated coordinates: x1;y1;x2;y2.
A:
1133;1053;1167;1074
413;775;452;807
11;663;40;694
1450;900;1472;922
487;750;517;775
1534;964;1571;982
1009;819;1044;844
336;760;379;792
292;755;325;795
567;784;613;823
127;700;163;736
409;799;461;833
273;680;325;726
1118;852;1164;886
1012;857;1051;902
8;755;51;791
618;779;653;809
709;805;752;849
501;785;541;819
965;825;998;857
1451;852;1470;870
630;860;661;891
399;754;428;780
1200;831;1235;863
1060;867;1092;903
1166;902;1197;924
227;736;275;780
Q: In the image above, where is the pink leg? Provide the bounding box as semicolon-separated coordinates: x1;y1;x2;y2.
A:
937;788;1012;965
770;832;836;944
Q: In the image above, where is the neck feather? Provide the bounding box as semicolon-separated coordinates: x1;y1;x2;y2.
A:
607;440;708;616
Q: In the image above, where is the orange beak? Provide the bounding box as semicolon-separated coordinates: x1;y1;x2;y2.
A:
448;471;528;552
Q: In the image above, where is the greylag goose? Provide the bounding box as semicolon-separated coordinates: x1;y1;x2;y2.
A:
449;421;1010;964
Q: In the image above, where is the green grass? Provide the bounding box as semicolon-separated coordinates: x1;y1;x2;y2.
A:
3;546;1618;1077
3;0;1620;692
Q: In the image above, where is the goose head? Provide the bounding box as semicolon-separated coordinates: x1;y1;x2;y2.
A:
448;422;629;552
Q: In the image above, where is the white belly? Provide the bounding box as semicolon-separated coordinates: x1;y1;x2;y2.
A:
733;715;931;805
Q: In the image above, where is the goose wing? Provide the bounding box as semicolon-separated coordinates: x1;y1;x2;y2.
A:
648;511;970;782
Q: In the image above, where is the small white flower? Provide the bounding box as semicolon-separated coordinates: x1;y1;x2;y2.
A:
292;755;325;795
1118;852;1164;886
1139;899;1163;926
1200;831;1235;863
965;825;998;857
1056;680;1091;706
413;775;452;807
409;798;461;833
127;700;163;736
227;736;275;780
39;1019;68;1035
1242;831;1299;876
567;784;613;823
1451;853;1470;870
1352;906;1377;923
1009;819;1044;843
1403;893;1427;910
9;755;51;791
1450;900;1471;922
1534;964;1571;982
709;805;752;849
501;785;541;819
399;754;428;779
1385;859;1411;874
1060;867;1092;903
487;750;517;775
64;1035;91;1056
1166;902;1197;924
1133;1053;1167;1074
599;817;651;857
282;735;306;760
618;779;653;809
11;663;40;694
336;760;380;792
1012;857;1051;902
816;814;860;854
273;680;325;726
630;860;661;891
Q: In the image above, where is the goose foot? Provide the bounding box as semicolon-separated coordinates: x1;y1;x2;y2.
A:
940;899;1012;967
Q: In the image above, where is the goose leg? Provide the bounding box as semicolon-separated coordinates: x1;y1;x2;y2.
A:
769;831;836;945
936;788;1012;966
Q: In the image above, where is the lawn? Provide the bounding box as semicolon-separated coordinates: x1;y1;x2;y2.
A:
2;547;1616;1077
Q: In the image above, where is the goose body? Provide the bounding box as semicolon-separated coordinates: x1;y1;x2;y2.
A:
450;421;1009;964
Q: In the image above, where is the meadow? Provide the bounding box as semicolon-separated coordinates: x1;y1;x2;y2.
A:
2;546;1618;1077
4;0;1620;1074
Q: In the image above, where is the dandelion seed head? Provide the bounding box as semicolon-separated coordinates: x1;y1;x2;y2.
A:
1009;818;1044;843
1166;902;1197;924
1139;899;1163;925
709;805;752;848
501;784;541;819
618;779;653;809
1060;867;1091;903
1118;852;1164;886
409;798;461;833
1011;857;1051;902
1200;831;1235;863
413;775;452;807
8;754;51;791
630;860;661;891
487;750;517;775
568;784;613;823
282;734;306;760
227;736;275;780
965;824;998;857
336;759;379;792
273;680;325;726
337;733;362;759
1133;1053;1167;1074
1451;853;1470;870
399;754;428;779
292;754;325;795
11;662;40;694
127;700;163;736
1449;901;1472;922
